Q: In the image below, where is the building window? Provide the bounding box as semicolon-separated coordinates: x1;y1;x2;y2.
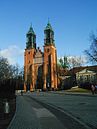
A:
28;52;30;54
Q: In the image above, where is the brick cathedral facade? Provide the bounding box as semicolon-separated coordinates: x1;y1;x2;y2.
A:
24;22;57;91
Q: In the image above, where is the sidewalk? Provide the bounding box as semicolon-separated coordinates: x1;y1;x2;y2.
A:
7;96;39;129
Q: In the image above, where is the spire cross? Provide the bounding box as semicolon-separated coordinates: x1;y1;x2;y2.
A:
48;18;50;24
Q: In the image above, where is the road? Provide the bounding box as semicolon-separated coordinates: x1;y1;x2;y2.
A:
7;92;97;129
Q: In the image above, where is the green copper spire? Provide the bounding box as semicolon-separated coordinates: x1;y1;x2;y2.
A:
45;20;53;31
27;23;35;35
44;21;55;46
26;24;36;49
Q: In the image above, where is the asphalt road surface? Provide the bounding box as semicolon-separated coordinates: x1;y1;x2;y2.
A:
7;91;97;129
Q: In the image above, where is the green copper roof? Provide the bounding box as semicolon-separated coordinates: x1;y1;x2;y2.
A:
45;21;53;31
27;24;35;35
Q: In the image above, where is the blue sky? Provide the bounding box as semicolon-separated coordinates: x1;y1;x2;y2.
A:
0;0;97;66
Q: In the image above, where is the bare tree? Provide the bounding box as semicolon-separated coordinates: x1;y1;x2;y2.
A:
68;56;86;68
84;33;97;63
0;56;23;81
0;57;11;80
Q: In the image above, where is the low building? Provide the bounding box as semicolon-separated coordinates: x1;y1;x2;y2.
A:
64;66;97;89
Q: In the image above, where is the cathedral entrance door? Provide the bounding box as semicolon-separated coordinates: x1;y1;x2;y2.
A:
26;83;30;91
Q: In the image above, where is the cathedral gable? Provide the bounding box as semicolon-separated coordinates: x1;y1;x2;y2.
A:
34;48;43;65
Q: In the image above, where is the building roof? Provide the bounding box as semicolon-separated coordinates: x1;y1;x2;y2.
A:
65;65;97;76
45;21;53;31
27;24;35;35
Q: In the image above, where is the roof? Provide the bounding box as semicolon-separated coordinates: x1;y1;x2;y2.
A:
65;65;97;76
27;24;35;35
45;21;53;31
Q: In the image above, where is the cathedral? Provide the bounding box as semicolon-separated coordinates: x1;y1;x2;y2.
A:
24;22;58;91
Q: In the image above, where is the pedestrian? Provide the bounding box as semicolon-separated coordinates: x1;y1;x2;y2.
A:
21;90;23;96
91;84;95;95
95;85;97;94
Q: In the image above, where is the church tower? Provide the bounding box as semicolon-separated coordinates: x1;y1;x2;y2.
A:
24;25;36;91
43;21;58;90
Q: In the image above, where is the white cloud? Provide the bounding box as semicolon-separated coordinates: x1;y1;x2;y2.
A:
0;45;24;65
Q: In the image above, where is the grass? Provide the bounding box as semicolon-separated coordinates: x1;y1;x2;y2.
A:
65;87;91;93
